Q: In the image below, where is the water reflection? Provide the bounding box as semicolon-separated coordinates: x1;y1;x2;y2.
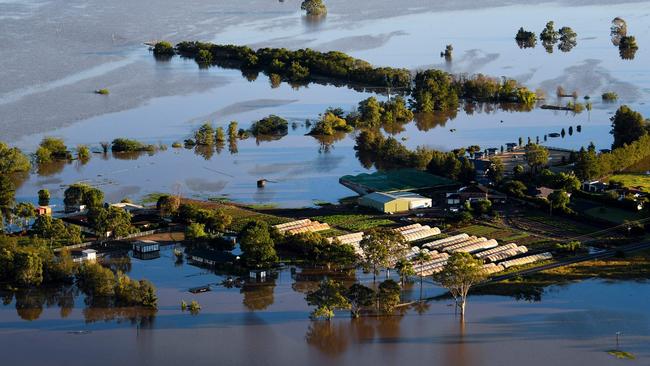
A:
301;14;326;31
241;279;276;311
311;132;346;153
414;111;456;131
619;47;637;60
305;321;349;357
82;306;157;327
37;160;67;176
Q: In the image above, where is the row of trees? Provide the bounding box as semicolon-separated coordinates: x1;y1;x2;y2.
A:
306;251;487;320
172;42;412;88
162;41;539;110
516;22;577;53
0;235;157;308
77;262;157;307
0;236;76;287
306;279;401;320
572;106;650;180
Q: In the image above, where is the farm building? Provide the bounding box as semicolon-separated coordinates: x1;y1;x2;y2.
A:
359;192;432;214
36;206;52;216
132;240;160;260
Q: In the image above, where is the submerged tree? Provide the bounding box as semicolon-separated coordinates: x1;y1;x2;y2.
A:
435;252;486;319
359;228;407;282
515;27;536;49
345;283;375;318
540;21;559;42
377;279;401;314
301;0;327;16
413;251;431;300
619;36;639;60
558;27;577;52
306;279;350;320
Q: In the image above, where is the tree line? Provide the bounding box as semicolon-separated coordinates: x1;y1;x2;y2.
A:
154;42;538;110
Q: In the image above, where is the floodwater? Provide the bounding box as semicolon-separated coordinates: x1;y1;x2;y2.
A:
0;245;649;365
4;0;650;207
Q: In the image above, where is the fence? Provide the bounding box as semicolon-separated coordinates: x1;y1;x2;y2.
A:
53;227;173;252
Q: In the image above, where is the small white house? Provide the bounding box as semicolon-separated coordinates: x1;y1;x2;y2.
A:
74;249;97;263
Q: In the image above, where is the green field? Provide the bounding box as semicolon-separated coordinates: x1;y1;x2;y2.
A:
609;173;650;191
584;206;647;224
312;214;395;232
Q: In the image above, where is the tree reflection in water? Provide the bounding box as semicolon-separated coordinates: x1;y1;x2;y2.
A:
228;139;238;154
82;306;156;328
305;321;349;357
241;280;276;311
2;285;156;325
15;289;46;321
414;111;456;131
36;160;67;177
194;145;215;161
306;310;406;357
310;132;346;154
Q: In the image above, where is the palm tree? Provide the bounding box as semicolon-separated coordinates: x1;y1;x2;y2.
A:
395;258;415;286
413;251;431;300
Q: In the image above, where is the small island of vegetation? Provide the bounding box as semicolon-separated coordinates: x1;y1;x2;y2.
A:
301;0;327;16
249;115;289;137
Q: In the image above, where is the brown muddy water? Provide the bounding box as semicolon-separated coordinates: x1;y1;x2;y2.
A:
0;245;649;365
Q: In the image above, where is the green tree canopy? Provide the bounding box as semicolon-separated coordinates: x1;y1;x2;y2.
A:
359;228;407;281
345;283;375;318
37;189;50;207
611;105;648;149
239;220;278;265
306;279;350;320
435;252;486;318
377;279;401;314
301;0;327;16
525;143;549;174
195;123;215;145
88;206;133;239
0;142;31;174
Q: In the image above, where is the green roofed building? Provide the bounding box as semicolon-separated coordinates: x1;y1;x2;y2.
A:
340;169;456;195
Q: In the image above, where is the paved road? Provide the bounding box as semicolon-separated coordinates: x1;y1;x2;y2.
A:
489;239;650;283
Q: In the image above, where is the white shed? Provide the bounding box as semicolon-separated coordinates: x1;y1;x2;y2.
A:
81;249;97;261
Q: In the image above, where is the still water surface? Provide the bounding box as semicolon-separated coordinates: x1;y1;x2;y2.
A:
0;245;648;365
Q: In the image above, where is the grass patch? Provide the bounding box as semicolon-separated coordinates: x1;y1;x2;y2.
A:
460;224;499;237
221;205;289;232
245;203;279;210
522;215;596;235
311;214;394;232
140;192;167;205
584;206;646;224
609;173;650;191
607;350;635;360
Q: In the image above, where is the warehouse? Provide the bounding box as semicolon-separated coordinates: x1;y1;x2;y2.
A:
359;192;432;214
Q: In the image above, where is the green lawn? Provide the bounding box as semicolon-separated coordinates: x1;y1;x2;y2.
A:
584;206;647;224
609;173;650;191
460;224;499;237
311;214;395;232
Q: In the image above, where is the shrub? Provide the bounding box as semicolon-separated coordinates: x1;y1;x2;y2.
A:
153;41;175;56
250;115;288;136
